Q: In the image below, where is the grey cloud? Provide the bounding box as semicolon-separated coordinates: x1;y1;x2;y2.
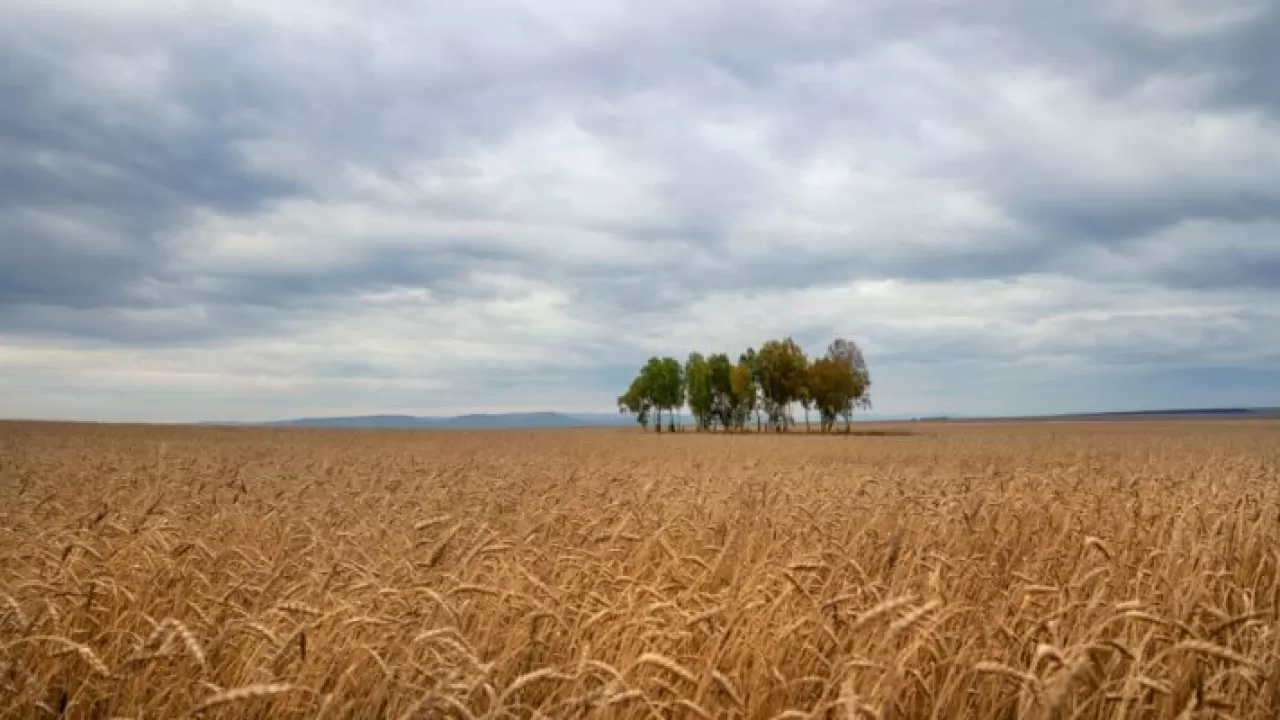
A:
9;0;1275;312
1169;257;1280;293
962;4;1280;271
0;246;533;348
743;2;1280;290
1148;247;1280;292
1217;11;1280;113
2;0;1280;420
1027;2;1280;115
1014;191;1280;250
0;303;298;348
0;34;302;316
195;247;522;308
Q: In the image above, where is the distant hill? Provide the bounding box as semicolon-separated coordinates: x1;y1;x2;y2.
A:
213;411;711;430
232;412;595;430
202;407;1280;430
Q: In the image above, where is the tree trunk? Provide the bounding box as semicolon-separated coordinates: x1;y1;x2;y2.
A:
804;408;810;433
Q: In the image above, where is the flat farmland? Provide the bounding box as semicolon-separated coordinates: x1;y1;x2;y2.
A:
1;421;1278;719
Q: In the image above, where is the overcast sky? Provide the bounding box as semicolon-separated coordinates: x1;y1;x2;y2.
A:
3;0;1279;422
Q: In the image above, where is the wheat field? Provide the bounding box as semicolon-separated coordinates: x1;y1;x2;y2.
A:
1;420;1278;719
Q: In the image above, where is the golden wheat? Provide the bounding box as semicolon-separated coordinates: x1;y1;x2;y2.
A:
0;419;1278;718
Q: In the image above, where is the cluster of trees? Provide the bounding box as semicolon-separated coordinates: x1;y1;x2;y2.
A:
617;337;871;433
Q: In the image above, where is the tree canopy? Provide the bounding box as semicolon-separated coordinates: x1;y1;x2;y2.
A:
685;353;713;432
618;336;872;433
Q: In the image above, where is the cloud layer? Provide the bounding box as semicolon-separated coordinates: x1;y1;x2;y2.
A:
3;0;1279;421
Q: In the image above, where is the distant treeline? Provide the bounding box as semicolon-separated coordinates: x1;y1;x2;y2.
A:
617;337;871;433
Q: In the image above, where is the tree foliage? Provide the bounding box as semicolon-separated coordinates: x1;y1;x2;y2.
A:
684;353;713;432
617;336;872;434
739;348;762;432
729;363;755;431
616;376;651;430
628;357;685;432
707;353;736;430
825;337;872;427
756;337;808;432
807;358;858;433
657;357;685;432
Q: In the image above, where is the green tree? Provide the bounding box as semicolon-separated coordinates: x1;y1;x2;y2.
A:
807;357;858;433
638;358;666;432
616;377;651;430
729;362;755;432
739;348;762;432
685;353;713;431
797;382;813;433
826;338;872;430
756;337;808;431
707;353;735;431
658;356;685;432
619;337;871;435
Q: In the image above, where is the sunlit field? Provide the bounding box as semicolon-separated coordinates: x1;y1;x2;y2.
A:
2;420;1278;719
